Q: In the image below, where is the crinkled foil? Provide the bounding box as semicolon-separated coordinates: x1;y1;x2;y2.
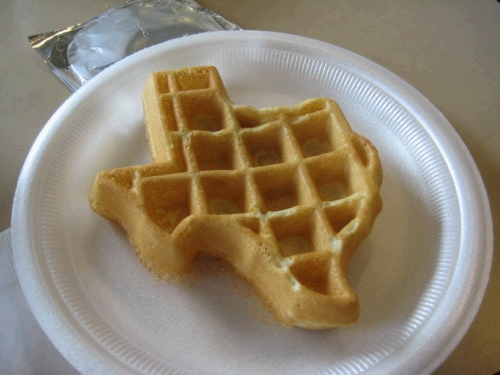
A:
29;0;240;91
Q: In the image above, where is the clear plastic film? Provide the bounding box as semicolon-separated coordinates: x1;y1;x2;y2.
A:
29;0;240;91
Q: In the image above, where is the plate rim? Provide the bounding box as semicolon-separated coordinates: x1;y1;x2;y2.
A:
11;30;493;375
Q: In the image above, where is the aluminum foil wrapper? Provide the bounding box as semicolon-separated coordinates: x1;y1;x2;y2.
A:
29;0;240;91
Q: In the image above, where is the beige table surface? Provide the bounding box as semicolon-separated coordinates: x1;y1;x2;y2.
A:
1;0;498;374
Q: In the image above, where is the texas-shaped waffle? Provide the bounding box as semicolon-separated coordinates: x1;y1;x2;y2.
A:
89;66;382;329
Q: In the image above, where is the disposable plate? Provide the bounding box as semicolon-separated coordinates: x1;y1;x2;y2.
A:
12;31;493;375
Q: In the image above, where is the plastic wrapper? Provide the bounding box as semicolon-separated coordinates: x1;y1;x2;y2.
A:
28;0;240;91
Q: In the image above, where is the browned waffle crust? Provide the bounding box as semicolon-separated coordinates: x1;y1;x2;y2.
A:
89;66;382;329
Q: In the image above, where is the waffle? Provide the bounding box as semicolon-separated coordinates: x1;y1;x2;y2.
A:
89;66;382;329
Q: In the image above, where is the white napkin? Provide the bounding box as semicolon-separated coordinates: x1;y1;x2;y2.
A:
0;228;80;375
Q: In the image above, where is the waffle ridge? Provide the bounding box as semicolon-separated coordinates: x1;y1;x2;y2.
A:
89;66;382;329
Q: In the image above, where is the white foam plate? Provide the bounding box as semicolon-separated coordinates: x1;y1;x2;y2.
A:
12;31;493;375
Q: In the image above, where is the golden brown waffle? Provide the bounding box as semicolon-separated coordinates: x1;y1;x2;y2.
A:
89;66;382;329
